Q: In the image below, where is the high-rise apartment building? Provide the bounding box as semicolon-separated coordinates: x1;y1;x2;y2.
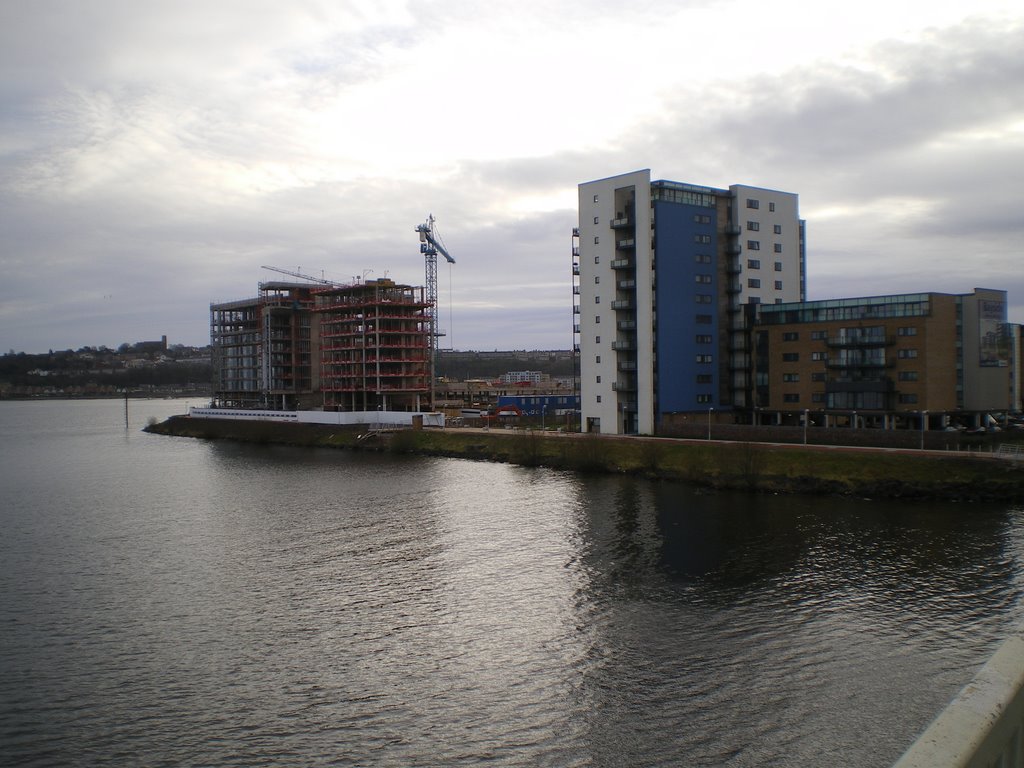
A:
573;169;805;434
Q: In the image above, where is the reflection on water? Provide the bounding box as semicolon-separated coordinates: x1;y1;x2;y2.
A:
1;400;1022;767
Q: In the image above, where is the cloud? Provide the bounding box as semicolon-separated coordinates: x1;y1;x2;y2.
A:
1;3;1023;353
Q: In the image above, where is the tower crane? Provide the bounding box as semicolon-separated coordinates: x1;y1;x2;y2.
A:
416;215;455;410
260;265;338;286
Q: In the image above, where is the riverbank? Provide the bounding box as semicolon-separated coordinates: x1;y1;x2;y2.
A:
145;416;1024;502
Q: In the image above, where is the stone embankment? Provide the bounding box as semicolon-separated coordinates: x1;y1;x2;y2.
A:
146;416;1024;503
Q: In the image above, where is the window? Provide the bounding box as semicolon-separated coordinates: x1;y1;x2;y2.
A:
783;331;799;341
596;395;602;403
748;278;761;288
812;372;826;382
811;330;827;340
696;294;712;304
694;234;711;244
695;253;711;264
782;352;799;362
696;374;713;384
783;373;800;382
783;393;800;403
899;371;919;381
593;194;599;203
594;256;600;264
595;295;600;304
696;314;713;324
595;315;600;323
696;354;713;364
747;258;761;269
696;334;713;344
747;198;760;209
899;393;919;404
774;224;782;234
898;349;918;359
811;351;828;361
695;274;712;284
774;243;783;253
693;214;711;224
774;280;783;290
595;355;601;364
747;221;760;231
594;236;599;244
812;393;826;403
596;375;601;383
593;216;599;225
769;202;776;212
898;326;918;336
595;335;601;344
696;394;712;404
594;276;600;284
747;240;761;250
774;261;783;272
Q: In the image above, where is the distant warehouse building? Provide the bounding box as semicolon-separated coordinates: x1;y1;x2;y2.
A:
726;288;1015;430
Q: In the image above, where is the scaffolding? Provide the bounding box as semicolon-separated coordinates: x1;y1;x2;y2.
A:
315;279;431;412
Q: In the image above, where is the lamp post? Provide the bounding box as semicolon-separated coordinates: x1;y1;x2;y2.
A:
920;410;928;450
803;408;809;445
707;406;714;441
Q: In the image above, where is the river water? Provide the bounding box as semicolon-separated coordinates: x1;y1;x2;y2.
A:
1;398;1023;767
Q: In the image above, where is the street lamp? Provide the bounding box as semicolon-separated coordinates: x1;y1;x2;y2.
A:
707;406;714;440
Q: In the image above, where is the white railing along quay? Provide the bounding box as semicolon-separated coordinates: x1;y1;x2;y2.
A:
893;624;1024;768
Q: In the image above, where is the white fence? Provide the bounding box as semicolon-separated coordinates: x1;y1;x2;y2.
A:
188;407;445;428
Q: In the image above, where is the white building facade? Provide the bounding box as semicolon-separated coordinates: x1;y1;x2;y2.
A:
573;169;805;435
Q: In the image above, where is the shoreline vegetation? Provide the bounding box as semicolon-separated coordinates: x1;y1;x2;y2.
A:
145;416;1024;503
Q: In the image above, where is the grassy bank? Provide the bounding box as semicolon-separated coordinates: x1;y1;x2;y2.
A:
146;416;1024;502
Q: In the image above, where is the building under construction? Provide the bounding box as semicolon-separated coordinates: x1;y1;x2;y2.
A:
210;278;431;412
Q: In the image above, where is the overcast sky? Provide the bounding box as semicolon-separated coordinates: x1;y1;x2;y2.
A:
2;1;1022;353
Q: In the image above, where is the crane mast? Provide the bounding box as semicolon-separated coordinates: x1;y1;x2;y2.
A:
416;215;455;410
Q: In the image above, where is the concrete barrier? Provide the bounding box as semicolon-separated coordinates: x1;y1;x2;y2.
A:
893;624;1024;768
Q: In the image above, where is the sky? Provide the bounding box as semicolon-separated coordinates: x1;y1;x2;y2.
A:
2;0;1023;354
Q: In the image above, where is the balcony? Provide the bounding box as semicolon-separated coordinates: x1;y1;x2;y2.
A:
616;238;635;250
572;305;580;314
725;223;742;236
726;261;742;275
726;242;742;255
612;380;637;392
573;285;580;295
826;335;896;348
618;361;637;371
611;340;635;351
726;281;742;294
617;279;636;290
572;264;580;276
610;216;633;229
610;258;634;270
617;320;637;331
826;358;894;370
610;299;634;311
